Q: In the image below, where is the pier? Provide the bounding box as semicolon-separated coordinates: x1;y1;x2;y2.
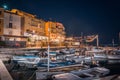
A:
0;59;13;80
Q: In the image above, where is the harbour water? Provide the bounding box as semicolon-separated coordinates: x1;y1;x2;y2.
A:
99;60;120;75
77;59;120;76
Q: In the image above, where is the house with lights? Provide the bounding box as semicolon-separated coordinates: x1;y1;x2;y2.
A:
0;8;66;47
11;9;47;47
0;8;26;47
45;21;66;46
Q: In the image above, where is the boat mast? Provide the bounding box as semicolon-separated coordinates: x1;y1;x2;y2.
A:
96;35;99;47
112;39;114;47
81;32;83;47
118;32;120;46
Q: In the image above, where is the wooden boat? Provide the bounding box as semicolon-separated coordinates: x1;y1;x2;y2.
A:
70;67;110;79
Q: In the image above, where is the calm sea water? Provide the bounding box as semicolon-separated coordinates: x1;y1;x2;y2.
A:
99;60;120;75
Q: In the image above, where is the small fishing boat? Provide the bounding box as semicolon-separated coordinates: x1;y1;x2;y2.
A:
59;48;75;54
107;50;120;60
11;54;40;65
52;73;82;80
37;60;75;68
93;52;107;59
70;67;110;79
17;58;40;68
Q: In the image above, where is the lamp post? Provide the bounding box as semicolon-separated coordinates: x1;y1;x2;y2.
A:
47;22;50;72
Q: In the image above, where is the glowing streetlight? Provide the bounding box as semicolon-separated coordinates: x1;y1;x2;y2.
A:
2;4;8;10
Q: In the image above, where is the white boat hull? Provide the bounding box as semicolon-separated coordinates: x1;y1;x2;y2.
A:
94;53;107;59
107;55;120;60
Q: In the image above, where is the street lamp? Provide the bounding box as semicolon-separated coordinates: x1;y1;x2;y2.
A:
47;22;50;72
2;4;8;10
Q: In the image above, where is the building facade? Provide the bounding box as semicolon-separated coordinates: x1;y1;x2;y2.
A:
0;8;66;47
11;9;47;47
0;8;26;47
45;21;66;46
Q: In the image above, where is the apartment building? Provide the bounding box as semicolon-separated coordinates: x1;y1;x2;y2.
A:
0;8;66;47
11;9;47;47
0;8;26;47
45;21;66;46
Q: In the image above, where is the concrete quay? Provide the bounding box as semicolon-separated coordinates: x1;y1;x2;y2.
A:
0;59;13;80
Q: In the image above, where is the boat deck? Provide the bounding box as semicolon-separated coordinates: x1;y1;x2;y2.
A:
37;64;87;72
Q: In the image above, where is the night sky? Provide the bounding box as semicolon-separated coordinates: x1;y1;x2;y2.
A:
0;0;120;45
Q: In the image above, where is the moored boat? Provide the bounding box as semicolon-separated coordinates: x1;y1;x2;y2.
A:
107;50;120;60
52;67;109;80
70;67;110;79
52;73;82;80
93;52;107;59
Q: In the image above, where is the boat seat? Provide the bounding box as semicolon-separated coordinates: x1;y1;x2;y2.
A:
83;73;94;77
